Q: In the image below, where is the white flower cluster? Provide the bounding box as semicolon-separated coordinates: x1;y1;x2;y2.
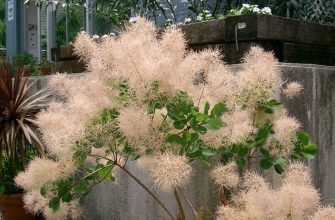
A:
196;10;213;22
184;4;272;24
240;4;272;15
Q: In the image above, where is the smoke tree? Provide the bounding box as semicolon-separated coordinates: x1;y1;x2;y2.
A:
15;18;334;220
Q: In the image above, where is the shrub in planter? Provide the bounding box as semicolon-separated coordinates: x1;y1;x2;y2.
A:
186;4;272;24
40;60;52;75
12;53;41;76
0;65;50;219
15;18;335;220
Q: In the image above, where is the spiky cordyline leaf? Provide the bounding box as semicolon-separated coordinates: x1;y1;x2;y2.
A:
0;65;50;167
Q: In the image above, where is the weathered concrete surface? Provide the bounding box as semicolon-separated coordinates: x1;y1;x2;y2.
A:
179;19;225;45
82;160;219;220
28;63;335;219
279;63;335;205
224;14;335;47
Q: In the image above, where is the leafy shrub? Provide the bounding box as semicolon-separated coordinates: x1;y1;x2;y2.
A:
287;0;335;26
12;53;40;76
14;18;333;220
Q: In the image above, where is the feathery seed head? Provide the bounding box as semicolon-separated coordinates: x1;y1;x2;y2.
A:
150;152;192;192
211;162;239;189
283;81;303;99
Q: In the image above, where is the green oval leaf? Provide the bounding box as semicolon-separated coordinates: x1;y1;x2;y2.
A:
62;192;72;203
236;158;246;169
272;156;288;166
196;113;206;122
40;187;47;198
260;159;272;169
206;118;225;130
303;144;317;155
165;134;183;144
193;125;207;135
49;197;60;212
202;148;217;156
210;102;227;117
232;144;240;154
173;120;186;130
274;164;285;174
74;180;88;193
297;132;310;145
204;102;210;115
260;148;270;159
238;147;249;157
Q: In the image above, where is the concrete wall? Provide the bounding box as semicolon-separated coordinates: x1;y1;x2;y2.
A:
279;63;335;205
82;159;220;220
28;63;335;219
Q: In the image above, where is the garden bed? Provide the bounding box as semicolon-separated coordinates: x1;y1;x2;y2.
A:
51;13;335;74
181;14;335;65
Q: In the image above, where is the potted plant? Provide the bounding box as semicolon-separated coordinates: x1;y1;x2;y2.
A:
39;59;52;75
180;3;335;66
0;65;50;220
12;53;41;77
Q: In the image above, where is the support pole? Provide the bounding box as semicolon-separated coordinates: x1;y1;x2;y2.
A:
65;4;69;43
46;3;55;61
6;0;23;60
85;0;93;34
37;3;41;61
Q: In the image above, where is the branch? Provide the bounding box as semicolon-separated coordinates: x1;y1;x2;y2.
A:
197;84;206;107
89;154;175;219
115;163;176;220
81;163;114;180
166;0;177;23
78;165;114;200
173;188;185;220
177;187;197;218
220;186;228;206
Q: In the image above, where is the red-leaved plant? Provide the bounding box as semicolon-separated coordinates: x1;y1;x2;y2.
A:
0;65;50;194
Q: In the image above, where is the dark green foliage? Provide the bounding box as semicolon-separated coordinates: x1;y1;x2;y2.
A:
93;0;135;34
46;161;116;212
287;0;335;26
146;81;169;114
0;19;5;48
123;144;141;160
186;0;334;27
117;80;136;105
47;178;75;211
75;108;125;160
46;108;124;212
165;96;226;165
257;99;281;114
292;132;317;159
218;100;316;173
49;197;61;212
12;53;40;76
0;156;23;194
253;121;274;147
56;5;84;46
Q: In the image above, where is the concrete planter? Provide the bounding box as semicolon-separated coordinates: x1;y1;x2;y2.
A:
180;14;335;66
51;44;77;61
50;44;85;73
50;14;335;74
0;193;34;220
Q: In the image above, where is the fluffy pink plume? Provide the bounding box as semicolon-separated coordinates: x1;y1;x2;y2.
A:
283;81;303;99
